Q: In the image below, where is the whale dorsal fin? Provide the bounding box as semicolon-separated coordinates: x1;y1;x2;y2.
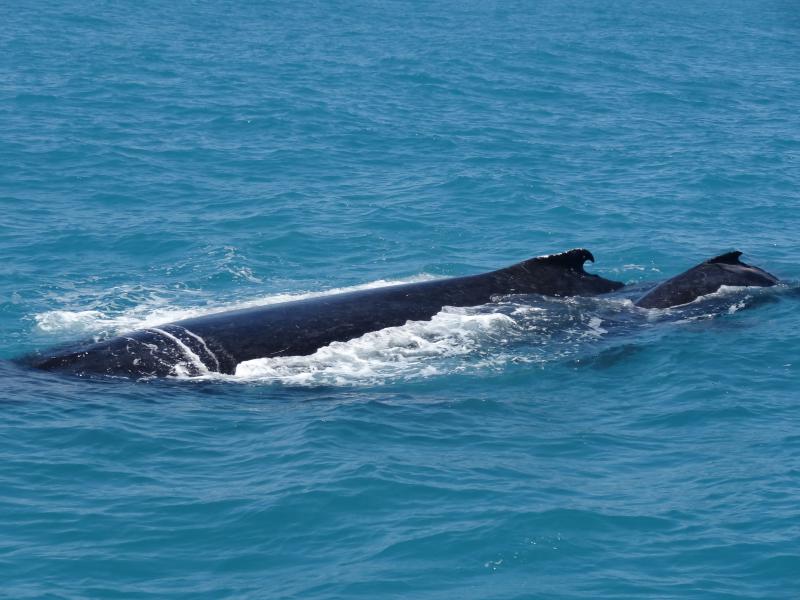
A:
496;248;622;294
501;248;595;276
527;248;595;273
708;251;743;265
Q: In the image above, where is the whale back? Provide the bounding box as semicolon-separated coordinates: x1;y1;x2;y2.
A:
28;249;624;378
635;251;779;309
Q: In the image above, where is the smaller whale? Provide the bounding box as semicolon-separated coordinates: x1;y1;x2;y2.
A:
28;248;623;378
635;251;779;309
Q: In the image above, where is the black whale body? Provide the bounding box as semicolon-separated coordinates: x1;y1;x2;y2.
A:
30;249;623;378
635;251;779;309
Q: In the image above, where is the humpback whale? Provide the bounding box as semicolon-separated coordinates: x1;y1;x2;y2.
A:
635;251;779;309
29;248;623;378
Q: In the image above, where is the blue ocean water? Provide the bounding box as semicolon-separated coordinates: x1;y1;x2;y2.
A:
2;0;800;597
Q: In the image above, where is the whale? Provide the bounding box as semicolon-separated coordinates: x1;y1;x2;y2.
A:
28;248;623;378
635;251;779;309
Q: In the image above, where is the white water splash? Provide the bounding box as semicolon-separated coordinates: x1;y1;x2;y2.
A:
233;308;518;386
34;309;108;333
587;317;608;336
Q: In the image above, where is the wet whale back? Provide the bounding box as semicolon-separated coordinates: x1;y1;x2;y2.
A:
635;251;779;309
29;249;623;378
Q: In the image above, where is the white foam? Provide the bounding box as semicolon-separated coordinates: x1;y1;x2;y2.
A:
232;307;518;386
587;316;607;336
34;309;107;333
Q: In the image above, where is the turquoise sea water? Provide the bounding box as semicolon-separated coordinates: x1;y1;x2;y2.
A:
2;1;800;597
